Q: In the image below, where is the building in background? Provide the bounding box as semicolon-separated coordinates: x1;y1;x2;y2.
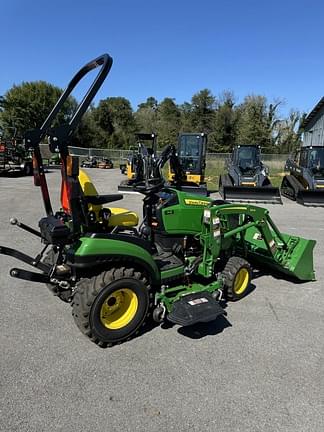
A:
302;97;324;146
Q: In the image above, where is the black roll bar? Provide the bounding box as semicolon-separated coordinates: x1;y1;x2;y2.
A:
24;54;113;216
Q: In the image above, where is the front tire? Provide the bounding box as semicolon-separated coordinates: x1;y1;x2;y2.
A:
72;267;151;346
222;256;252;300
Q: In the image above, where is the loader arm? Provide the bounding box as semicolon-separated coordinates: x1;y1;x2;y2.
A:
198;203;315;281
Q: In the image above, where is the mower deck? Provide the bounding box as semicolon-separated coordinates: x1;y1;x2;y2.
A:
168;291;225;326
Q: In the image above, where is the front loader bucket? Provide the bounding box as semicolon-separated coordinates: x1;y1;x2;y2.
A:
223;186;282;204
296;189;324;207
283;235;316;281
244;228;316;281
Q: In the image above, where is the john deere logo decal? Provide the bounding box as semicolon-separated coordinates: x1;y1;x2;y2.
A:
184;199;210;206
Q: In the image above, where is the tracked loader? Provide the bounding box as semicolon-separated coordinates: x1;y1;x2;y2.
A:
219;145;282;204
281;145;324;206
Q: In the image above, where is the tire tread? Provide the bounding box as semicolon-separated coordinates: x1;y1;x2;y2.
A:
72;267;151;347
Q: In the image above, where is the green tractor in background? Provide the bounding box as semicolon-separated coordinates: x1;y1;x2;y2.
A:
0;54;316;347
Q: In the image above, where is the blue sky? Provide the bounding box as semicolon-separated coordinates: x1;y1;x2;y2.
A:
1;0;323;117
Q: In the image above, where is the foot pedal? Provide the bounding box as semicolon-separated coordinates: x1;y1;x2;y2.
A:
168;292;225;326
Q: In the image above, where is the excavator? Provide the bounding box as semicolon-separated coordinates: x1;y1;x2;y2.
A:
168;132;208;195
119;132;209;195
118;133;157;192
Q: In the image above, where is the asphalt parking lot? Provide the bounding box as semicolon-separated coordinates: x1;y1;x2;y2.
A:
0;168;323;432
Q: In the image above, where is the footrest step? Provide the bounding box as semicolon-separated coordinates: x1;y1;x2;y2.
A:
168;291;225;326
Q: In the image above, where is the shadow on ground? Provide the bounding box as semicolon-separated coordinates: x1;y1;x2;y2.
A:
177;314;232;340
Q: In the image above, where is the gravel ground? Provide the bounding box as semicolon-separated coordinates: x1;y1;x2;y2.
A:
0;168;323;432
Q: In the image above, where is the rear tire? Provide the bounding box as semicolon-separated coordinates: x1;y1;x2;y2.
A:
222;256;252;300
72;267;152;347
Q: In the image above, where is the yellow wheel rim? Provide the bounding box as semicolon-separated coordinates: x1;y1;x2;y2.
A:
233;268;249;295
100;288;138;330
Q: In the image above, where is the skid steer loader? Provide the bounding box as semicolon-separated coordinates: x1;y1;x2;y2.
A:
281;145;324;206
219;145;282;204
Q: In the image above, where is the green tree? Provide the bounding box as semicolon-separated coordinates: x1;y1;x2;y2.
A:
179;102;193;132
236;95;282;152
135;96;158;133
0;81;77;136
93;97;136;148
190;89;216;133
73;108;104;148
138;96;158;110
156;98;181;147
274;110;302;153
209;91;239;152
93;99;114;135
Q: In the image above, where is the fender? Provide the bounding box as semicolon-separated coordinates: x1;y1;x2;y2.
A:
67;236;160;285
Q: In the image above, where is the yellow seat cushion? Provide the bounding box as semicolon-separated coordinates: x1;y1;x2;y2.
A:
109;208;139;227
78;169;138;227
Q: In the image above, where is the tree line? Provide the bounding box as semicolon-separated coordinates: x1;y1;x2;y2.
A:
0;81;305;153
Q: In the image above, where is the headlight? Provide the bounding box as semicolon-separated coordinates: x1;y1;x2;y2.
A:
213;217;221;237
212;217;220;229
203;209;211;224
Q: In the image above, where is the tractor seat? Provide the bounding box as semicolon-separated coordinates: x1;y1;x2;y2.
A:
79;170;139;227
61;169;139;228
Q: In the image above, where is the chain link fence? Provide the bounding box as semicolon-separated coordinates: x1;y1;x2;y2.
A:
40;143;289;176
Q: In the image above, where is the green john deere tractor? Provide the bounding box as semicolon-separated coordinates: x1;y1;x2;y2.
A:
0;54;316;347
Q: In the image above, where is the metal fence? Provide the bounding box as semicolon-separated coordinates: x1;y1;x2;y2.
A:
40;144;289;171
